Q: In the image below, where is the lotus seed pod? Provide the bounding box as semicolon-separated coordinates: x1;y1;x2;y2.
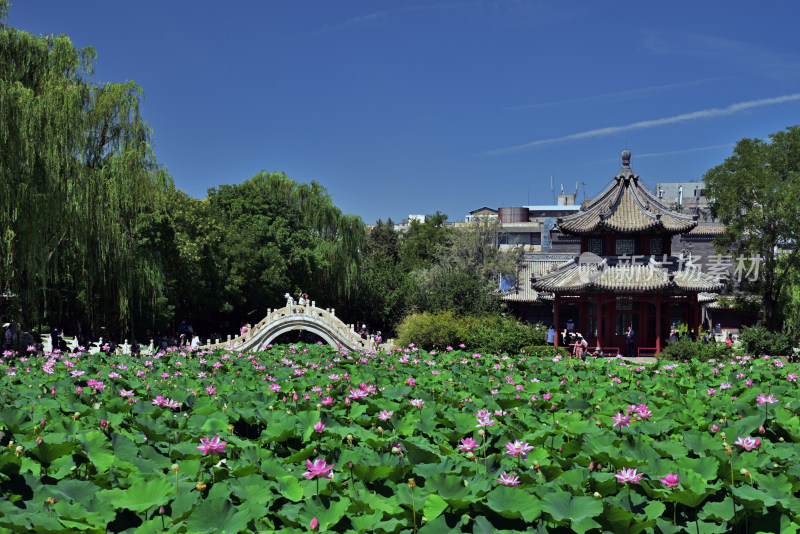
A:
740;468;748;475
171;464;179;472
593;492;602;498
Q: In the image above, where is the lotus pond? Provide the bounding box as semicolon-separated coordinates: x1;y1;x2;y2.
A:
0;344;799;533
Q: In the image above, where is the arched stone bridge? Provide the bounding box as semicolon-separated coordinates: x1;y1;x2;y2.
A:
203;303;386;352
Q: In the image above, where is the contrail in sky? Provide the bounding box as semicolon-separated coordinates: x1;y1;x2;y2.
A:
486;94;800;155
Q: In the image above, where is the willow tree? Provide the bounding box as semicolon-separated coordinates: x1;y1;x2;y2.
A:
0;16;171;335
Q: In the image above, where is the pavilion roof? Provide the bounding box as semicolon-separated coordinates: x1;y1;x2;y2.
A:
500;259;568;303
558;151;697;236
531;256;724;294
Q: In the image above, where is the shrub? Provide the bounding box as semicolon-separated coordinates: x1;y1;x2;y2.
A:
519;345;570;358
657;338;734;361
738;325;794;356
395;311;546;354
395;310;463;350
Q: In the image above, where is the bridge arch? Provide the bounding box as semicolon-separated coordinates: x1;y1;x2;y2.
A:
204;304;381;352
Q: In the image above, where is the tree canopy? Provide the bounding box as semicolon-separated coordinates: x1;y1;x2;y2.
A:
0;25;172;336
704;126;800;331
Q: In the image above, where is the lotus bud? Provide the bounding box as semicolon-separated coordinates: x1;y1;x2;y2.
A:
758;425;765;434
408;478;416;488
310;517;319;531
589;461;594;471
158;506;165;515
36;436;43;446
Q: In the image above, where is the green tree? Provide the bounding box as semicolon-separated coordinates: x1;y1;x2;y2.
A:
400;212;452;270
704;126;800;331
355;219;410;335
0;20;171;336
165;172;366;335
410;217;523;315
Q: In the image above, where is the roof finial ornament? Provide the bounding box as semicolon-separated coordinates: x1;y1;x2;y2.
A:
621;149;631;167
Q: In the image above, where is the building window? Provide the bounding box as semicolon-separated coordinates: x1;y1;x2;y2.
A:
531;233;542;246
649;237;663;256
615;237;635;256
588;237;603;255
616;296;633;310
499;233;531;246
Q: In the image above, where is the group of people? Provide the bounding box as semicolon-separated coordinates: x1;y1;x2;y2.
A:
356;322;382;344
545;321;637;358
177;321;201;347
285;290;311;307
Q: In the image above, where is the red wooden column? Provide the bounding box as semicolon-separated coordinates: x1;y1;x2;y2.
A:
596;294;603;347
655;293;662;353
580;300;587;336
554;294;561;347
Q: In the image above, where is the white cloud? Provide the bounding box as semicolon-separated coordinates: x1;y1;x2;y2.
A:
486;94;800;155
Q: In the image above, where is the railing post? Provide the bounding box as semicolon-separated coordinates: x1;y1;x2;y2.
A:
227;334;231;343
206;339;211;346
331;308;335;317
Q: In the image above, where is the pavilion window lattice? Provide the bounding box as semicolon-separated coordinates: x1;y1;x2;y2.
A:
615;237;635;256
649;237;664;256
588;237;604;255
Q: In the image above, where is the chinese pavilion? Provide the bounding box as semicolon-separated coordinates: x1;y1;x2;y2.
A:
531;150;724;355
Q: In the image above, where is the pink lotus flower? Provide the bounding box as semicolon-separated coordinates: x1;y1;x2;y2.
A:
756;393;778;406
611;413;631;428
313;421;325;433
733;435;761;452
310;517;319;531
378;410;394;421
496;472;521;486
458;437;478;453
196;435;228;455
707;388;717;396
660;473;679;488
301;458;334;480
409;399;425;408
504;440;535;458
475;409;496;428
788;373;798;382
615;467;643;484
710;424;720;433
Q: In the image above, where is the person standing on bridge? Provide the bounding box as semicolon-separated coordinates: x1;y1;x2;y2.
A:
285;292;294;307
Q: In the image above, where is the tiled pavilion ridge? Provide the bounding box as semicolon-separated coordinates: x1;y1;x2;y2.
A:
531;150;723;355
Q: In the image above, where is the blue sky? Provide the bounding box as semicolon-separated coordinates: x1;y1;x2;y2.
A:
10;1;800;223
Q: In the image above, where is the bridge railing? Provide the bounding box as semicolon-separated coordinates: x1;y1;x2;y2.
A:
203;302;383;351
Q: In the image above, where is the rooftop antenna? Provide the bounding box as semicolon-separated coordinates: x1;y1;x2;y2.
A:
574;180;578;196
582;181;587;203
550;176;555;204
